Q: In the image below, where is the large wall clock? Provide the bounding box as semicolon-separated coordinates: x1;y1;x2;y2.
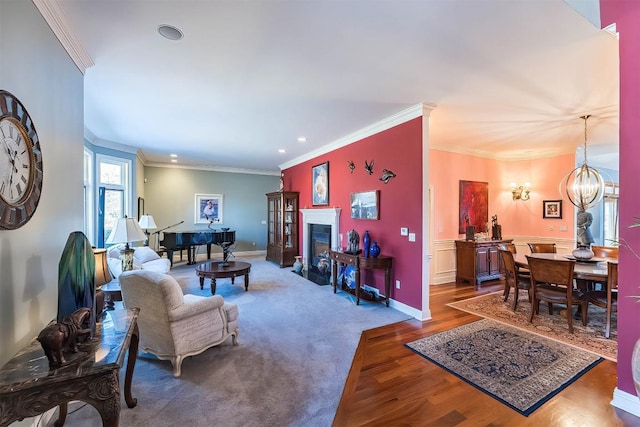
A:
0;90;44;230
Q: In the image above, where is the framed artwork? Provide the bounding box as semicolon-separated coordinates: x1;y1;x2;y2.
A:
312;161;329;206
543;200;563;219
350;190;380;220
195;194;224;224
458;180;488;234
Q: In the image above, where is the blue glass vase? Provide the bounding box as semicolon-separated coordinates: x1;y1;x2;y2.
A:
370;241;381;258
363;230;371;258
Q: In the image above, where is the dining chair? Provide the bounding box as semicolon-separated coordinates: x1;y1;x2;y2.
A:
527;243;557;253
587;262;618;338
499;249;532;310
591;245;619;259
587;246;619;291
498;243;530;279
526;255;587;333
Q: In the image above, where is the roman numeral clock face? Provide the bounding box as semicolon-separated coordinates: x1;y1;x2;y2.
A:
0;90;43;230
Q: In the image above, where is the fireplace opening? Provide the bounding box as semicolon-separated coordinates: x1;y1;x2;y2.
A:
307;223;331;285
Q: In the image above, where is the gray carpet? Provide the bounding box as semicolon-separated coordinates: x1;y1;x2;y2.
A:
405;319;603;416
47;255;411;427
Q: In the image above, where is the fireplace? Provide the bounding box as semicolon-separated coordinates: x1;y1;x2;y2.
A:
300;208;341;284
307;224;331;285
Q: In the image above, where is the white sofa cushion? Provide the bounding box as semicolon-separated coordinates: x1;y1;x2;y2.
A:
134;246;161;263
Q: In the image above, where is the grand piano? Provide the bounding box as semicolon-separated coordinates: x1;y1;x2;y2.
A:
160;229;236;266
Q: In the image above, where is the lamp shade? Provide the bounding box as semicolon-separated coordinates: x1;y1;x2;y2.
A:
138;214;157;230
106;216;147;246
93;248;112;288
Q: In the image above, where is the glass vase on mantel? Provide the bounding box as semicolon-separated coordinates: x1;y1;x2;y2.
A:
363;230;371;258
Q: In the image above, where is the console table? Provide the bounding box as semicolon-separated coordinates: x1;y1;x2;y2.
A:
0;308;139;427
328;250;392;306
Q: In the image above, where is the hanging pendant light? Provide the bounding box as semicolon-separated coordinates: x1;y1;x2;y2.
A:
559;115;605;210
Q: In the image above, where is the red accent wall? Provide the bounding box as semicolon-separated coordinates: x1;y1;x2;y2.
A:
600;0;640;397
283;118;424;309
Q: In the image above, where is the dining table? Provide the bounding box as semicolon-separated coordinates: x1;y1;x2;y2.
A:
513;252;617;290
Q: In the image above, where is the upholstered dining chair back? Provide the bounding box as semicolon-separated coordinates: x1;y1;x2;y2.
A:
527;243;557;254
591;245;619;259
526;256;587;333
587;262;618;338
499;249;531;311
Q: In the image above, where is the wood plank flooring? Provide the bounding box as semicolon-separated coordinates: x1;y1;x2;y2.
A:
333;280;640;426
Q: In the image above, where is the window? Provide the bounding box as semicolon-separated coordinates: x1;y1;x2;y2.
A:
83;148;94;243
603;181;619;246
97;154;132;245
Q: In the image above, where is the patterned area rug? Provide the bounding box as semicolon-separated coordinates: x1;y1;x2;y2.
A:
447;291;617;361
405;319;603;416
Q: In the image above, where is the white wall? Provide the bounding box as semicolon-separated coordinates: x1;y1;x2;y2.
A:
0;0;85;364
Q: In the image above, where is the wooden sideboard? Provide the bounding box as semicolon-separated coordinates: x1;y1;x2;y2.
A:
455;239;513;286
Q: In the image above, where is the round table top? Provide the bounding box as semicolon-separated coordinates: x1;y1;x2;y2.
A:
195;260;251;276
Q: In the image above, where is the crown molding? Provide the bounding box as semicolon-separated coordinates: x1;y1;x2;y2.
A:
32;0;94;74
279;103;436;170
429;143;576;162
143;162;280;176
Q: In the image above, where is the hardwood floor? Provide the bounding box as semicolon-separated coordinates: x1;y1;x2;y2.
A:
333;280;640;426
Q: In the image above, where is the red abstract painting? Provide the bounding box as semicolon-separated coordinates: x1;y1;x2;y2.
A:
459;180;488;234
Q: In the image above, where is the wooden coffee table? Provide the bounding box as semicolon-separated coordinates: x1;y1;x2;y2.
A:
196;261;251;295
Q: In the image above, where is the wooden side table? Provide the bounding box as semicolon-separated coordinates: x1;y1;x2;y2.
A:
101;279;122;310
329;250;392;306
0;308;139;427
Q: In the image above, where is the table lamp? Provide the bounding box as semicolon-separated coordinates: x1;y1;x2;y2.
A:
138;214;157;247
93;247;112;316
105;216;146;271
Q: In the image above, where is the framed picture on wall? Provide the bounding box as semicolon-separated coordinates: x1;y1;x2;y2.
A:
458;180;488;234
312;161;329;206
350;190;380;220
195;194;224;224
543;200;563;219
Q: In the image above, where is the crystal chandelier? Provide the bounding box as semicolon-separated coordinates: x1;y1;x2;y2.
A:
559;115;605;210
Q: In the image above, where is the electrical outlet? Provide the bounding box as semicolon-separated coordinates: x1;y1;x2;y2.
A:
400;227;408;236
560;225;568;231
395;280;401;289
408;233;416;242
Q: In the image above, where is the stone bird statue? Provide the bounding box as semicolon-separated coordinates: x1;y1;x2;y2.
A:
379;169;396;184
364;160;374;175
347;160;355;174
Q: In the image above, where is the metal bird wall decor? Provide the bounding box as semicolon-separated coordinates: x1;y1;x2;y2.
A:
379;169;396;184
364;160;374;175
347;160;355;174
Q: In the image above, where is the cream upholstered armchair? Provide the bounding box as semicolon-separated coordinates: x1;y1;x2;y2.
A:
119;270;239;377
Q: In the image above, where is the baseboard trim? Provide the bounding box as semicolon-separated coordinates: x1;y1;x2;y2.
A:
389;298;426;320
612;387;640;417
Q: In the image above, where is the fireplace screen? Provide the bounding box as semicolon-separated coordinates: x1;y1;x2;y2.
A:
307;223;331;285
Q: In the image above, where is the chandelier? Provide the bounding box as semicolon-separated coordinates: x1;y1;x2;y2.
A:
559;115;605;210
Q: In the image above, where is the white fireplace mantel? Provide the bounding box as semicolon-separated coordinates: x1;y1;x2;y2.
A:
300;208;341;266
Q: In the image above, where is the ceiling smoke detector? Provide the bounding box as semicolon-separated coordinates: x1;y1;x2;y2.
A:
158;24;183;41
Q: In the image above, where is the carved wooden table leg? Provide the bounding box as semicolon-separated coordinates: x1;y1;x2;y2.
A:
211;277;217;295
124;324;139;408
53;403;67;427
199;276;205;290
244;272;249;291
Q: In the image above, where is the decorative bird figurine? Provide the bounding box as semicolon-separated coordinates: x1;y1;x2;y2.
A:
364;160;374;175
380;169;396;184
347;160;355;174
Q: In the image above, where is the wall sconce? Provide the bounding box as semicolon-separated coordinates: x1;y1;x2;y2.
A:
511;182;531;201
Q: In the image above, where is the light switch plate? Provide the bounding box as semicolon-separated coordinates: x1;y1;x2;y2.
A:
408;233;416;242
401;227;409;236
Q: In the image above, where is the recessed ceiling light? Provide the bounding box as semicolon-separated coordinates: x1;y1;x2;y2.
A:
170;154;178;158
297;137;307;142
278;149;286;153
158;24;183;41
171;159;178;163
